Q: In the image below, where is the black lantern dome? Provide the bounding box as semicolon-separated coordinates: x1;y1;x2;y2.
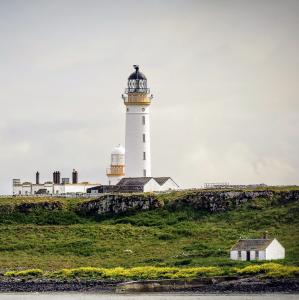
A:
128;65;147;80
127;65;149;93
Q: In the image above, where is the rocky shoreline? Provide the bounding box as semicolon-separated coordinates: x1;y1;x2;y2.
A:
0;277;298;293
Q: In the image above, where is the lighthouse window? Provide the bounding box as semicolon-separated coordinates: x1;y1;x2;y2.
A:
127;108;129;112
143;169;146;177
142;108;145;112
142;116;145;125
143;152;146;160
143;134;146;142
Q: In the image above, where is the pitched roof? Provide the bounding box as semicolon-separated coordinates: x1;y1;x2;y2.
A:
116;177;153;187
36;189;48;194
231;239;273;251
87;184;143;193
154;177;171;185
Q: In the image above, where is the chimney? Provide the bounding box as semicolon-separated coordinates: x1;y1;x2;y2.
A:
36;171;40;184
53;171;60;184
72;169;78;184
57;171;61;184
263;231;269;239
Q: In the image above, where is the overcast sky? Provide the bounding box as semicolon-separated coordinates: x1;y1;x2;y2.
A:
0;0;298;194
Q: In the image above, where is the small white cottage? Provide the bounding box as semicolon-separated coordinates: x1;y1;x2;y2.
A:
230;238;285;261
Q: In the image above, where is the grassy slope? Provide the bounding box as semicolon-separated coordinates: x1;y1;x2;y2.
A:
0;188;298;271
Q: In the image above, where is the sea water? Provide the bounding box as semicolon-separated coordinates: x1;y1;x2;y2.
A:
0;294;298;300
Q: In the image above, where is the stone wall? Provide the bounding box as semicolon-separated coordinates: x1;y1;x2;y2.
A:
78;194;162;216
168;190;299;212
0;201;63;214
77;189;299;216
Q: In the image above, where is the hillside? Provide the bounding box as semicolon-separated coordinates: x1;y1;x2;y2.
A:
0;187;298;272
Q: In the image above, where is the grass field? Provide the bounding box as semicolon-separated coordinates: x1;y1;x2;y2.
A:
0;188;298;272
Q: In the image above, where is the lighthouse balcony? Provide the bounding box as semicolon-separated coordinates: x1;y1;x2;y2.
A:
106;166;125;176
122;93;152;105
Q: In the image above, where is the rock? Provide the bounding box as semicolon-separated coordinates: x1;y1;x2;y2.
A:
168;190;299;213
16;201;63;213
77;194;163;216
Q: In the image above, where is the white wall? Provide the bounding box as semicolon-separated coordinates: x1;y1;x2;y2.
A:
143;179;161;192
250;250;266;260
21;185;32;195
32;184;46;194
12;182;99;195
230;250;238;260
125;104;151;177
266;239;285;260
160;179;179;191
250;250;256;260
53;184;65;195
241;250;247;261
13;185;22;195
259;250;266;260
230;249;267;261
230;250;248;261
64;184;98;194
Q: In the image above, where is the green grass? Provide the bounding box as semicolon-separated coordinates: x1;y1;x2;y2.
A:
0;188;298;272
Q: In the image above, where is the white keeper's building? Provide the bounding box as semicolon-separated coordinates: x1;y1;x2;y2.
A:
13;170;99;196
230;238;285;261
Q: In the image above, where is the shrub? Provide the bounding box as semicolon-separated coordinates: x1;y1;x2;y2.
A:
50;266;222;279
52;267;106;278
174;259;192;266
5;264;299;279
4;269;43;277
157;233;176;240
236;263;299;278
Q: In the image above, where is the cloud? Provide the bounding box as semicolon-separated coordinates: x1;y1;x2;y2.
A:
0;0;298;194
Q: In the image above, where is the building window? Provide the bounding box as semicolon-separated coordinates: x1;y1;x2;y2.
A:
143;169;146;177
127;108;129;112
143;134;146;142
255;250;259;259
142;116;145;125
238;251;241;259
143;152;146;160
142;108;145;112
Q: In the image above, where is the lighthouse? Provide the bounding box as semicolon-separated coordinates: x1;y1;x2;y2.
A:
122;65;153;177
106;145;125;185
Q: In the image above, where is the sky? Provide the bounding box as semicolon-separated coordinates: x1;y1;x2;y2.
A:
0;0;298;194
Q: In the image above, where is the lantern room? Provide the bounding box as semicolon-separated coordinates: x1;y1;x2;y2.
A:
122;65;153;105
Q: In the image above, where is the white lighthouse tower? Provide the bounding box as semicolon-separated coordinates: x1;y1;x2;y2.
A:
106;144;125;185
122;65;153;177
